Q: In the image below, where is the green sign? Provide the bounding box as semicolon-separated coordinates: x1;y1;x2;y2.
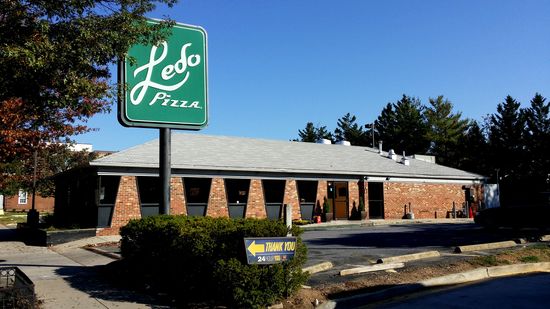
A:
119;20;208;129
244;237;297;265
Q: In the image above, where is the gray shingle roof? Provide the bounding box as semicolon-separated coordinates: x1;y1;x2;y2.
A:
91;133;484;181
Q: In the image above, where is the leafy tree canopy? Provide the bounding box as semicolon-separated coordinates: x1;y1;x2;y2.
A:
0;0;178;194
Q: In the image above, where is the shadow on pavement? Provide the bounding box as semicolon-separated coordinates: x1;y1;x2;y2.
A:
0;227;20;242
305;224;548;249
54;264;170;308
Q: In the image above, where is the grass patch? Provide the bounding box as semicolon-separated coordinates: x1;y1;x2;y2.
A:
519;256;540;263
0;212;28;225
471;255;499;266
529;243;550;250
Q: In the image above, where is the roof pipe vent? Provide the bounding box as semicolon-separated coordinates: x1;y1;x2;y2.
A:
317;139;332;145
335;140;351;146
378;141;383;154
388;149;397;160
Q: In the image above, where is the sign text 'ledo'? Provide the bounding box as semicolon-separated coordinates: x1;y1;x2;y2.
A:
119;20;208;130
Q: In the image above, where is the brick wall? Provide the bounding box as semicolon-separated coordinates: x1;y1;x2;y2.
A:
283;179;301;220
170;177;186;215
207;178;228;217
3;194;54;212
97;176;141;236
383;182;465;219
246;179;267;218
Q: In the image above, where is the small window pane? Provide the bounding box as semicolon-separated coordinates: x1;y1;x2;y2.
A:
18;190;28;204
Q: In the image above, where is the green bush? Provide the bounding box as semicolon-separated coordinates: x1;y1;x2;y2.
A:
119;216;308;308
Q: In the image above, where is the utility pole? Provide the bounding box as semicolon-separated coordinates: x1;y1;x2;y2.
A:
372;123;375;148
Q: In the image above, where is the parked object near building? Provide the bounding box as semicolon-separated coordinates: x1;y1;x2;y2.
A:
54;134;485;235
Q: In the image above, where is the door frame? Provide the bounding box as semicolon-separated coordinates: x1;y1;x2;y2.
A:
328;181;349;219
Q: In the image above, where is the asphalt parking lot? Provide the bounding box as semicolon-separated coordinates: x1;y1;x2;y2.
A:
301;222;548;285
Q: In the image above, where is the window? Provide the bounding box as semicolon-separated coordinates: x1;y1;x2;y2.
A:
18;190;28;204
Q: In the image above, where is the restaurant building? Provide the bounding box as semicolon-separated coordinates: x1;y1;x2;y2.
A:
54;134;485;235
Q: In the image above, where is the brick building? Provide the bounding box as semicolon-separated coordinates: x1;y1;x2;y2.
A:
54;134;485;235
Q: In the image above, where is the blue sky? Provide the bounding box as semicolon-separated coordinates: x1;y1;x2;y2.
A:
77;0;550;151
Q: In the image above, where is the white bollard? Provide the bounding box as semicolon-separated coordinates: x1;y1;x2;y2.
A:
285;204;292;236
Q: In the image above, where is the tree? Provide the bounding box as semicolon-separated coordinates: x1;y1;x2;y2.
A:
296;122;333;142
523;93;550;191
374;102;398;150
334;113;367;146
486;95;527;205
376;95;429;155
456;120;488;174
424;95;469;166
0;0;178;194
487;95;525;179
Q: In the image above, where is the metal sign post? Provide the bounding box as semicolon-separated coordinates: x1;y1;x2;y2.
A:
160;128;171;214
119;20;208;215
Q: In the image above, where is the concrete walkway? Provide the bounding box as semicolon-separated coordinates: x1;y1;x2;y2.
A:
0;226;164;308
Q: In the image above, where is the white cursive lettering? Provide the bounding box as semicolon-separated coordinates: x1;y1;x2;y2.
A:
130;42;200;105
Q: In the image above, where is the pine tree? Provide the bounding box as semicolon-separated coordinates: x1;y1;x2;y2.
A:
424;96;469;166
457;121;488;174
523;93;550;191
297;122;332;142
334;113;367;146
377;95;429;155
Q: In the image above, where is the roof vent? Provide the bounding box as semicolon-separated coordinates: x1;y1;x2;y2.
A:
317;139;332;145
401;151;410;166
412;154;436;164
335;140;351;146
388;149;397;160
378;141;383;154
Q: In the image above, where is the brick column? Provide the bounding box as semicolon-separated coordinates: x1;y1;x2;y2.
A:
283;179;301;220
246;179;267;218
364;182;370;219
170;177;186;215
316;180;327;215
207;178;228;217
97;176;141;236
348;180;359;218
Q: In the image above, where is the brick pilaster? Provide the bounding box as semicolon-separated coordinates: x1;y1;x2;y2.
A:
170;177;186;215
283;179;301;220
97;176;141;236
246;179;267;218
207;178;228;217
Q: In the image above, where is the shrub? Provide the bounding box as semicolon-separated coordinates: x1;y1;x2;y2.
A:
119;216;308;307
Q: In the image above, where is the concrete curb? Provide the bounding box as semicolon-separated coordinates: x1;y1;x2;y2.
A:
340;263;405;276
299;219;474;231
455;240;517;253
302;261;333;274
541;235;550;241
317;262;550;309
83;246;121;260
377;251;440;264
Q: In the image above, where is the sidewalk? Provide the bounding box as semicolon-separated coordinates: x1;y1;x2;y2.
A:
0;226;164;308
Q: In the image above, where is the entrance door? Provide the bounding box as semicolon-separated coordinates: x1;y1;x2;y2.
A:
333;182;348;219
368;182;384;219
